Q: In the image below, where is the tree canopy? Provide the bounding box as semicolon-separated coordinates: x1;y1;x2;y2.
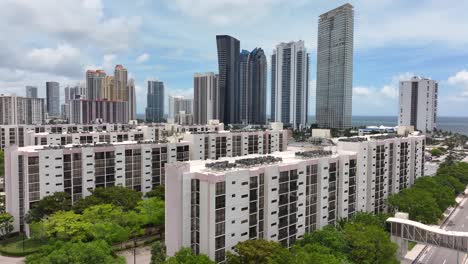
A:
72;186;142;213
166;248;213;264
25;192;72;223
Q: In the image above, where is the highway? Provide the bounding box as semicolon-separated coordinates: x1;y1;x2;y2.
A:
417;193;468;264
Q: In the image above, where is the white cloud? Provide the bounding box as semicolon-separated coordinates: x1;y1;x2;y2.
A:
353;86;372;96
447;70;468;100
136;53;150;63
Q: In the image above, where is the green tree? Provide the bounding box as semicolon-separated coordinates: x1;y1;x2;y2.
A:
26;240;124;264
290;243;343;264
82;204;129;243
72;186;142;213
42;211;92;242
296;225;347;254
137;197;165;227
150;241;166;264
387;188;442;224
430;148;443;156
344;223;398;264
226;239;293;264
0;212;13;240
166;248;214;264
412;177;456;211
25;192;72;223
434;175;465;194
145;185;165;200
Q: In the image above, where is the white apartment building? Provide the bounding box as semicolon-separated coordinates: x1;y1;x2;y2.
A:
398;76;438;133
0;95;45;125
183;129;287;160
5;140;190;233
165;134;425;263
0;122;225;150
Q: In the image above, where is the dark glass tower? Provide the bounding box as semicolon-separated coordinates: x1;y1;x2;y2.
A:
216;35;240;125
146;80;165;122
247;48;267;124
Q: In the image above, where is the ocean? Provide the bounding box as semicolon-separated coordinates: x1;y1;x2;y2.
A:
307;116;468;135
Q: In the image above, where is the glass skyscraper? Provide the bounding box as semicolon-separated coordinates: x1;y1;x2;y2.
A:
316;3;354;129
146;80;165;122
46;81;60;117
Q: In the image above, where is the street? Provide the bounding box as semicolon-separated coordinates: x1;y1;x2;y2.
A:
417;192;468;264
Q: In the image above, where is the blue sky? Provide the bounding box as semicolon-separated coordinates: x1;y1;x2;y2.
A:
0;0;467;117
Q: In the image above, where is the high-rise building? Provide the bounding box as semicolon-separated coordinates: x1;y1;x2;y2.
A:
25;86;38;98
0;95;45;125
46;81;60;117
194;73;219;125
169;96;193;119
103;76;114;100
69;99;128;124
65;85;86;103
316;3;354;129
114;65;128;101
398;76;438;133
86;70;106;100
247;48;267;124
216;35;240;125
239;50;250;123
271;41;309;129
146;80;165;122
128;78;136;120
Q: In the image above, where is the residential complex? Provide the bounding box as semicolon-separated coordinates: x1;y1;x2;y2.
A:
316;3;354;129
271;41;309;129
5;140;190;233
46;81;60;118
0;95;45;125
69;99;128;124
398;76;438;133
194;73;219;125
146;80;165;122
165;133;425;262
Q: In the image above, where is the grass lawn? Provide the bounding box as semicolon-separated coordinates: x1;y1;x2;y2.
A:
408;241;417;250
0;234;43;256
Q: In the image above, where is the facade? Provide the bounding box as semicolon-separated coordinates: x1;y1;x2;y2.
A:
182;128;288;160
166;133;425;262
128;78;137;120
103;76;114;100
398;76;438;133
271;41;309;129
194;73;219;125
69;99;128;124
174;112;194;126
0;96;44;125
65;85;86;103
5;140;190;232
216;35;240;125
46;82;60;118
169;96;193;119
86;70;106;100
316;3;354;129
239;50;250;124
146;80;165;122
25;86;38;98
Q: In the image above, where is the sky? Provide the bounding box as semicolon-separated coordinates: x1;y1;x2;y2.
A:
0;0;467;117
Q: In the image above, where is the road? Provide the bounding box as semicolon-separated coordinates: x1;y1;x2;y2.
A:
417;193;468;264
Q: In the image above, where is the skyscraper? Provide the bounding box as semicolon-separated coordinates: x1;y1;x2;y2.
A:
0;95;45;125
86;70;106;100
216;35;240;125
25;86;38;98
168;96;193;119
46;81;60;117
146;80;164;122
271;41;309;129
114;65;128;101
194;73;219;125
239;50;250;123
247;48;267;124
103;75;114;100
398;76;438;133
128;78;136;120
316;3;354;129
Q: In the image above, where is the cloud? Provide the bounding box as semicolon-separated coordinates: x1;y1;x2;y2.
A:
447;70;468;100
353;87;372;96
136;53;150;63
